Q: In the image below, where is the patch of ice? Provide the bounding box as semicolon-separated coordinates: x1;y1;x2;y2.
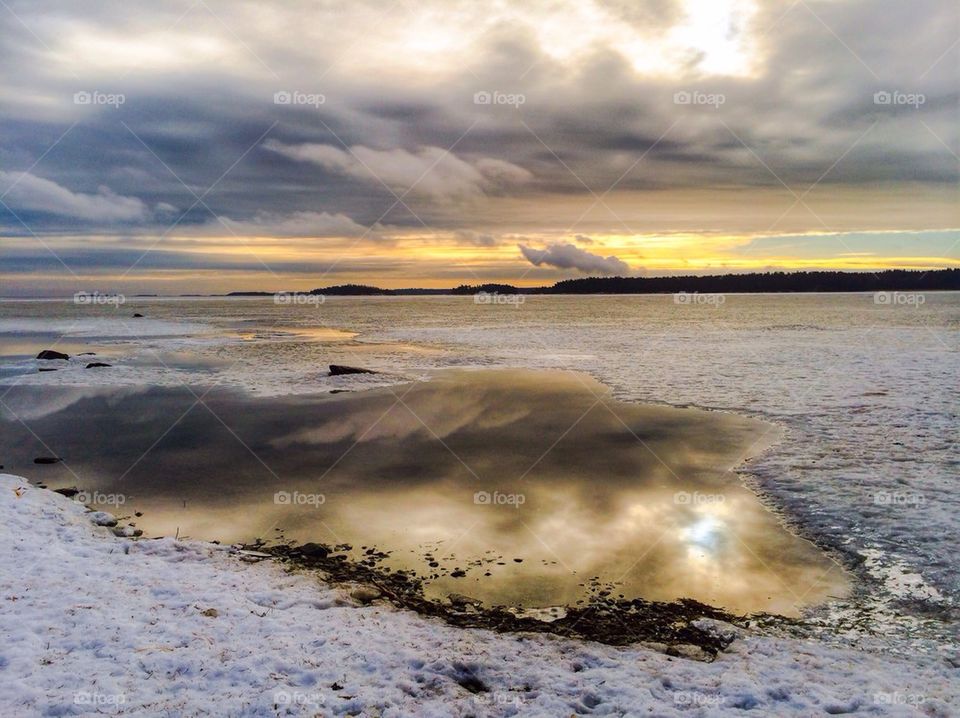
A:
0;317;214;338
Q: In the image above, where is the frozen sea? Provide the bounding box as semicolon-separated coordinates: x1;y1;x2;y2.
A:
0;292;957;715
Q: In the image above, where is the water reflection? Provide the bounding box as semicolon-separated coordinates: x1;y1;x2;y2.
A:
0;369;848;615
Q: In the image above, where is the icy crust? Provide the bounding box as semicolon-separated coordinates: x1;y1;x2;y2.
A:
0;316;416;394
0;317;215;338
2;475;956;717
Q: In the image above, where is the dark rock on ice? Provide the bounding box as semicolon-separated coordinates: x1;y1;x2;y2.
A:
329;365;377;376
297;542;330;559
37;350;69;360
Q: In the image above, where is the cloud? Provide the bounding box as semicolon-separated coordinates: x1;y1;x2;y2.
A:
0;171;159;222
453;230;497;246
263;140;532;200
215;210;370;237
0;0;957;286
0;245;407;274
518;242;630;275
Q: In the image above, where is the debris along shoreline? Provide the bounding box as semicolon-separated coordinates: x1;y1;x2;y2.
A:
46;475;796;661
260;540;792;660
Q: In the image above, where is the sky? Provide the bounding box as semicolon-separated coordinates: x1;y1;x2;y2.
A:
0;0;958;294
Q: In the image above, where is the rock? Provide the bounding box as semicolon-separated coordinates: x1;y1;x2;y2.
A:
33;457;61;464
666;644;714;662
296;542;330;559
349;586;382;604
132;313;144;318
88;511;118;527
38;367;58;372
53;486;80;497
85;362;112;369
200;608;219;618
236;549;272;560
111;526;143;537
77;352;96;356
447;593;482;608
37;350;69;360
329;365;377;376
692;618;743;644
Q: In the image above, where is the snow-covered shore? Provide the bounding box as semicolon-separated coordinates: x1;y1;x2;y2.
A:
2;474;956;717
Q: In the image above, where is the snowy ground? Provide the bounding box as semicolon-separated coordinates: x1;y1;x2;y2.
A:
2;474;956;717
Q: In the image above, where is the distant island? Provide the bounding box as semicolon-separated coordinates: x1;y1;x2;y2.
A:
227;268;960;297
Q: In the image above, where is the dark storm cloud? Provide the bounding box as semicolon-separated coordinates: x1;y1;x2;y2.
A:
0;0;956;243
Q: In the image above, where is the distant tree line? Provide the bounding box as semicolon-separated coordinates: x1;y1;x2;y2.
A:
544;269;960;294
226;268;960;296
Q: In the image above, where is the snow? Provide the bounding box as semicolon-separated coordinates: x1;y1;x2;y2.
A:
1;474;956;717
